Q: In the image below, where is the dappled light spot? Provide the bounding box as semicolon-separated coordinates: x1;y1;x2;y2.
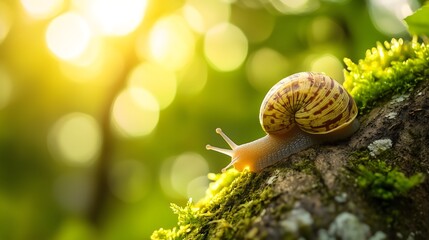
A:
0;2;12;44
148;14;195;71
53;172;93;213
0;66;13;110
48;113;102;165
368;0;416;36
246;48;289;91
128;62;176;110
46;12;91;60
309;16;344;44
112;88;159;138
160;152;209;200
204;23;248;72
20;0;64;19
84;0;147;36
308;54;344;83
109;159;149;203
177;56;208;96
183;0;231;33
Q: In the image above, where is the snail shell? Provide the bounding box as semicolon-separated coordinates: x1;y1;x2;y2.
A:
260;72;357;135
206;72;359;172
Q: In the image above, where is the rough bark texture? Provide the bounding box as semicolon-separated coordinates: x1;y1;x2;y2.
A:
242;79;429;239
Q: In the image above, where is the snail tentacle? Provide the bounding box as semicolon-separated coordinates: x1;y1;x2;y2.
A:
206;128;237;157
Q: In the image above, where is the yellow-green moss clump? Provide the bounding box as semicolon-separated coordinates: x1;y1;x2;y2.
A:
343;37;429;112
151;169;275;240
349;150;425;201
357;161;424;200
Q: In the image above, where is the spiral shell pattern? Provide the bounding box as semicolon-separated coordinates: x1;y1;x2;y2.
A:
259;72;358;135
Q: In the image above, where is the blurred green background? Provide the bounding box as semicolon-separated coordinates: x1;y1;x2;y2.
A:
0;0;422;239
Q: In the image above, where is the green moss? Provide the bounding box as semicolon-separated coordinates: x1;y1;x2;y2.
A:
349;151;425;200
288;156;316;175
151;169;276;240
357;162;424;200
343;37;429;112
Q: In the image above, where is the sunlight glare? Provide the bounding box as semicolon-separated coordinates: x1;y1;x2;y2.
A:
204;23;248;72
48;113;102;165
128;62;176;110
246;48;289;91
21;0;64;19
112;88;159;138
148;15;195;71
46;12;91;60
86;0;147;36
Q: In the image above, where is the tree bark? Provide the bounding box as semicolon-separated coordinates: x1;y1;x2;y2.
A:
246;79;429;239
152;79;429;240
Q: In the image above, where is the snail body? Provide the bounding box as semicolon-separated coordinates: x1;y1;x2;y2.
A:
206;72;359;172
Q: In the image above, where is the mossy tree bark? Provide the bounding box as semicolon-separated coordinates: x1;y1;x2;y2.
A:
237;78;429;239
153;78;429;240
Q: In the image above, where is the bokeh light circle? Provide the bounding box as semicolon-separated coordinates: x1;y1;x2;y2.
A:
246;48;289;91
309;54;344;83
46;12;92;60
368;0;415;36
183;0;231;33
0;2;12;44
160;152;209;200
148;14;195;71
21;0;64;19
309;16;344;44
112;88;159;137
87;0;148;36
48;112;102;165
128;62;176;110
204;23;248;72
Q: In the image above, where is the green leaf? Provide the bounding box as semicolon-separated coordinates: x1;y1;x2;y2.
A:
404;5;429;36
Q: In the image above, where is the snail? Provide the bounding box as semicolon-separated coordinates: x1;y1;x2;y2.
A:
206;72;359;172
